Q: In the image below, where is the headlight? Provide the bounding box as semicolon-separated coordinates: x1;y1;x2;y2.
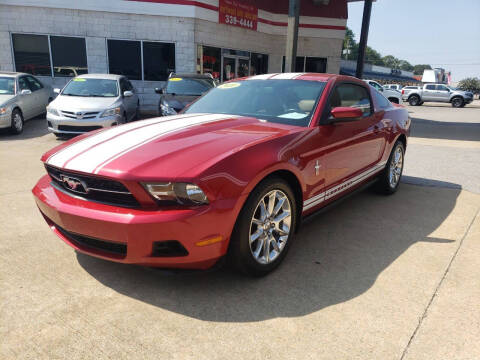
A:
142;182;208;206
160;100;177;115
0;107;7;115
46;107;59;116
101;107;121;117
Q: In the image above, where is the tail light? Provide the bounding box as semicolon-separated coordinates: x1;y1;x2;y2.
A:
401;90;405;95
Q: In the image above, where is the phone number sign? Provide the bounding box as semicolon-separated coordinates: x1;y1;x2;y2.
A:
219;0;258;31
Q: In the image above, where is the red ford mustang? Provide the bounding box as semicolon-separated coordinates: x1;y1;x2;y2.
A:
33;73;410;276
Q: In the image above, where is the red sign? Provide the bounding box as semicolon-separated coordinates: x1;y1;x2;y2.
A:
219;0;258;31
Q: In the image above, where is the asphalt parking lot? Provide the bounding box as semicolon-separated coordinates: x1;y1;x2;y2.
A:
1;101;479;359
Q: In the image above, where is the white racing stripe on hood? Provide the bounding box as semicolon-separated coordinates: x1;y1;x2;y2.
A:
46;114;198;168
60;113;235;174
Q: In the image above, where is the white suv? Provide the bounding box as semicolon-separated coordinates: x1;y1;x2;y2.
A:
364;80;402;104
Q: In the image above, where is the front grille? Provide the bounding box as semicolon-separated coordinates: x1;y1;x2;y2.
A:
60;110;100;119
46;165;140;208
55;223;127;257
58;125;102;132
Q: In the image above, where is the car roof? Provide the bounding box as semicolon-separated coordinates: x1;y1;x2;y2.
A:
77;73;123;80
169;73;213;79
0;71;28;78
239;72;340;82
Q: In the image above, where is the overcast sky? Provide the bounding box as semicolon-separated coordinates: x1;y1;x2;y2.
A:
346;0;480;82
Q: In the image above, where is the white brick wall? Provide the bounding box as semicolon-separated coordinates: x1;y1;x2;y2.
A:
0;4;343;111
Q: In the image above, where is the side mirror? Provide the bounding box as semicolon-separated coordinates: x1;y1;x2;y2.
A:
154;87;166;95
21;89;32;95
53;88;61;94
329;107;363;123
123;90;133;97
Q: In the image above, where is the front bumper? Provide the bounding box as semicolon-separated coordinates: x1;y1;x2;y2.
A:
33;175;245;269
47;113;122;134
0;113;11;129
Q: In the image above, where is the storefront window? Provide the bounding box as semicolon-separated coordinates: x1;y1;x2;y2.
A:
199;46;221;80
50;36;88;77
107;39;142;80
282;56;306;72
143;41;175;81
305;57;327;73
12;34;51;76
222;48;250;57
250;53;268;75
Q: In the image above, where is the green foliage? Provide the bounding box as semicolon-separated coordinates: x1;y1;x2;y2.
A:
413;64;432;75
457;77;480;92
342;27;429;73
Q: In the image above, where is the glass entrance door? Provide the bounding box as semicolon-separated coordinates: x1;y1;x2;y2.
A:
222;55;250;81
222;56;236;82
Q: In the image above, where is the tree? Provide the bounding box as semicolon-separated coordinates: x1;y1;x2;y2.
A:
399;60;414;72
413;64;432;75
457;77;480;93
342;27;357;59
382;55;400;69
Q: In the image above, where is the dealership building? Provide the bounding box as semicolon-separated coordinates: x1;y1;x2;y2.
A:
0;0;349;111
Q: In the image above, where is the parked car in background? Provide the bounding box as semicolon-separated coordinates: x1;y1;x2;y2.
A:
364;80;403;104
155;73;216;116
46;74;139;137
401;86;421;101
33;73;410;276
0;72;52;134
384;84;402;91
406;84;474;107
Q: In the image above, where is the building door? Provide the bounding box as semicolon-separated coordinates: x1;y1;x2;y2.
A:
221;55;250;82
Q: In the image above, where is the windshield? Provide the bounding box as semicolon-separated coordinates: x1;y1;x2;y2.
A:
166;77;215;96
62;78;119;97
184;79;326;127
0;77;15;95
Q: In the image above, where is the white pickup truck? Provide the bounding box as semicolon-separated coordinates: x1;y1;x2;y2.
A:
404;83;474;107
364;80;402;104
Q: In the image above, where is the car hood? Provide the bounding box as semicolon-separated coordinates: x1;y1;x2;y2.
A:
52;95;118;111
162;94;199;110
43;113;300;180
0;94;15;105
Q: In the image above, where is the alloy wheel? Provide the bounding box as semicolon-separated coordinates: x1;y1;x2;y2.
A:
389;146;403;188
13;113;23;131
249;189;292;265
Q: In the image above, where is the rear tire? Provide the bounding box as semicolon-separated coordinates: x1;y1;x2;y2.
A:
229;177;297;277
408;95;420;106
10;109;24;135
451;97;464;108
375;140;405;195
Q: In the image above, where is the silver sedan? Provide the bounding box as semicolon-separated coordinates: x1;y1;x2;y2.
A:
46;74;139;137
0;72;53;134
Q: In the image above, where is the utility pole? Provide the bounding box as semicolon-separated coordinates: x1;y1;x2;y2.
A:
284;0;300;72
355;0;372;79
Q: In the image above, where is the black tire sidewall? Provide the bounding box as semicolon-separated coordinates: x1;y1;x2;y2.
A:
229;178;297;276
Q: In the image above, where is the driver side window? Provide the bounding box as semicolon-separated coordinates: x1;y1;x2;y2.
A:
330;83;372;117
18;77;29;91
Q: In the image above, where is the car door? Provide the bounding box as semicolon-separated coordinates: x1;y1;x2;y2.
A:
17;76;35;119
423;84;436;101
436;84;450;102
320;82;384;199
25;75;47;116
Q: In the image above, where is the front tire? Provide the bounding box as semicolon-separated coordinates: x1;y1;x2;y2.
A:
451;97;464;108
408;95;421;106
229;178;297;277
10;109;24;135
375;140;405;195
